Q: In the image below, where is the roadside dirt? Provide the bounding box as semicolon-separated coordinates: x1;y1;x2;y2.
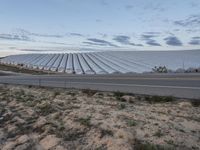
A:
0;85;199;150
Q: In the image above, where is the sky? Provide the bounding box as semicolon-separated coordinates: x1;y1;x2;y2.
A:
0;0;200;56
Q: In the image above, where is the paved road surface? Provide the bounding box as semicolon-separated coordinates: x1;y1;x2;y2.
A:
0;73;200;99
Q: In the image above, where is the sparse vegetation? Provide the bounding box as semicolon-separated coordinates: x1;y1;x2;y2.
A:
82;89;97;96
100;129;113;138
0;85;199;150
36;101;55;115
76;116;91;127
114;91;124;99
191;100;200;107
144;95;175;103
127;119;137;126
152;66;168;73
134;140;174;150
154;129;164;137
166;140;175;146
53;91;60;98
118;103;126;109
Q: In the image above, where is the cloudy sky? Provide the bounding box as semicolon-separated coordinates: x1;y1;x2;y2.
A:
0;0;200;56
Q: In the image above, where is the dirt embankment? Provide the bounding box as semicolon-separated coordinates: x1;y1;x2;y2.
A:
0;64;52;75
0;85;200;150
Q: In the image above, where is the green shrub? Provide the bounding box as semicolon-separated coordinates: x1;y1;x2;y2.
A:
191;100;200;107
100;129;113;138
82;89;97;96
76;116;91;127
118;103;126;110
134;139;175;150
145;96;175;103
154;129;164;137
127;119;137;126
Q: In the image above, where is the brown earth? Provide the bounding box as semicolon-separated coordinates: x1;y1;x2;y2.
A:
0;63;52;75
0;85;200;150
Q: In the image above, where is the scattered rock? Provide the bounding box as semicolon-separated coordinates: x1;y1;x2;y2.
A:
34;117;47;129
49;112;61;119
0;129;5;142
8;100;17;107
40;135;61;149
121;95;136;103
13;116;25;124
53;99;65;105
93;92;104;98
55;145;66;150
15;142;32;150
25;108;35;116
178;101;192;108
2;141;16;150
36;101;51;109
6;124;17;133
2;110;12;120
16;135;29;144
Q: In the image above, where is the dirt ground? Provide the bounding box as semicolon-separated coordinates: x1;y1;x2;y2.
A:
0;64;52;75
0;85;200;150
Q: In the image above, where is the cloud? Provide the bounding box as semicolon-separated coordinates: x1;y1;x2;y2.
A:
144;32;161;35
14;28;64;38
174;15;200;27
69;33;84;37
146;39;161;46
0;33;32;41
143;2;166;12
85;38;118;47
100;0;108;6
192;36;200;40
189;37;200;45
83;42;107;46
189;40;200;45
140;32;160;46
113;35;143;46
164;36;183;46
190;2;200;8
125;5;134;10
141;32;160;41
95;19;102;23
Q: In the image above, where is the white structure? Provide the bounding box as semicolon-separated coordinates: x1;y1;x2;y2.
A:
1;50;200;74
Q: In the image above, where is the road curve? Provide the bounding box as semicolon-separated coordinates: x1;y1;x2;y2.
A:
0;73;200;99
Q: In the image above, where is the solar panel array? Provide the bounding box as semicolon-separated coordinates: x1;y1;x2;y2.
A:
1;51;200;74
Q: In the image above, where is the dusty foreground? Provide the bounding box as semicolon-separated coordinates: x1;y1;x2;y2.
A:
0;85;200;150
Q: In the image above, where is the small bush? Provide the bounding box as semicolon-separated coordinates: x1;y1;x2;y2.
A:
154;129;164;137
191;100;200;107
114;91;124;97
100;129;113;138
145;96;175;103
127;119;137;126
62;130;86;141
114;91;125;100
76;116;91;127
82;89;97;96
118;103;126;110
134;139;175;150
53;91;60;98
36;102;55;115
152;66;168;73
166;140;174;145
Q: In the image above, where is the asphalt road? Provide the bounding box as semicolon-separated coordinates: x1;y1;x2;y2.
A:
0;73;200;99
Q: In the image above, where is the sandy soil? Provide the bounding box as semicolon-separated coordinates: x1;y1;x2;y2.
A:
0;85;200;150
